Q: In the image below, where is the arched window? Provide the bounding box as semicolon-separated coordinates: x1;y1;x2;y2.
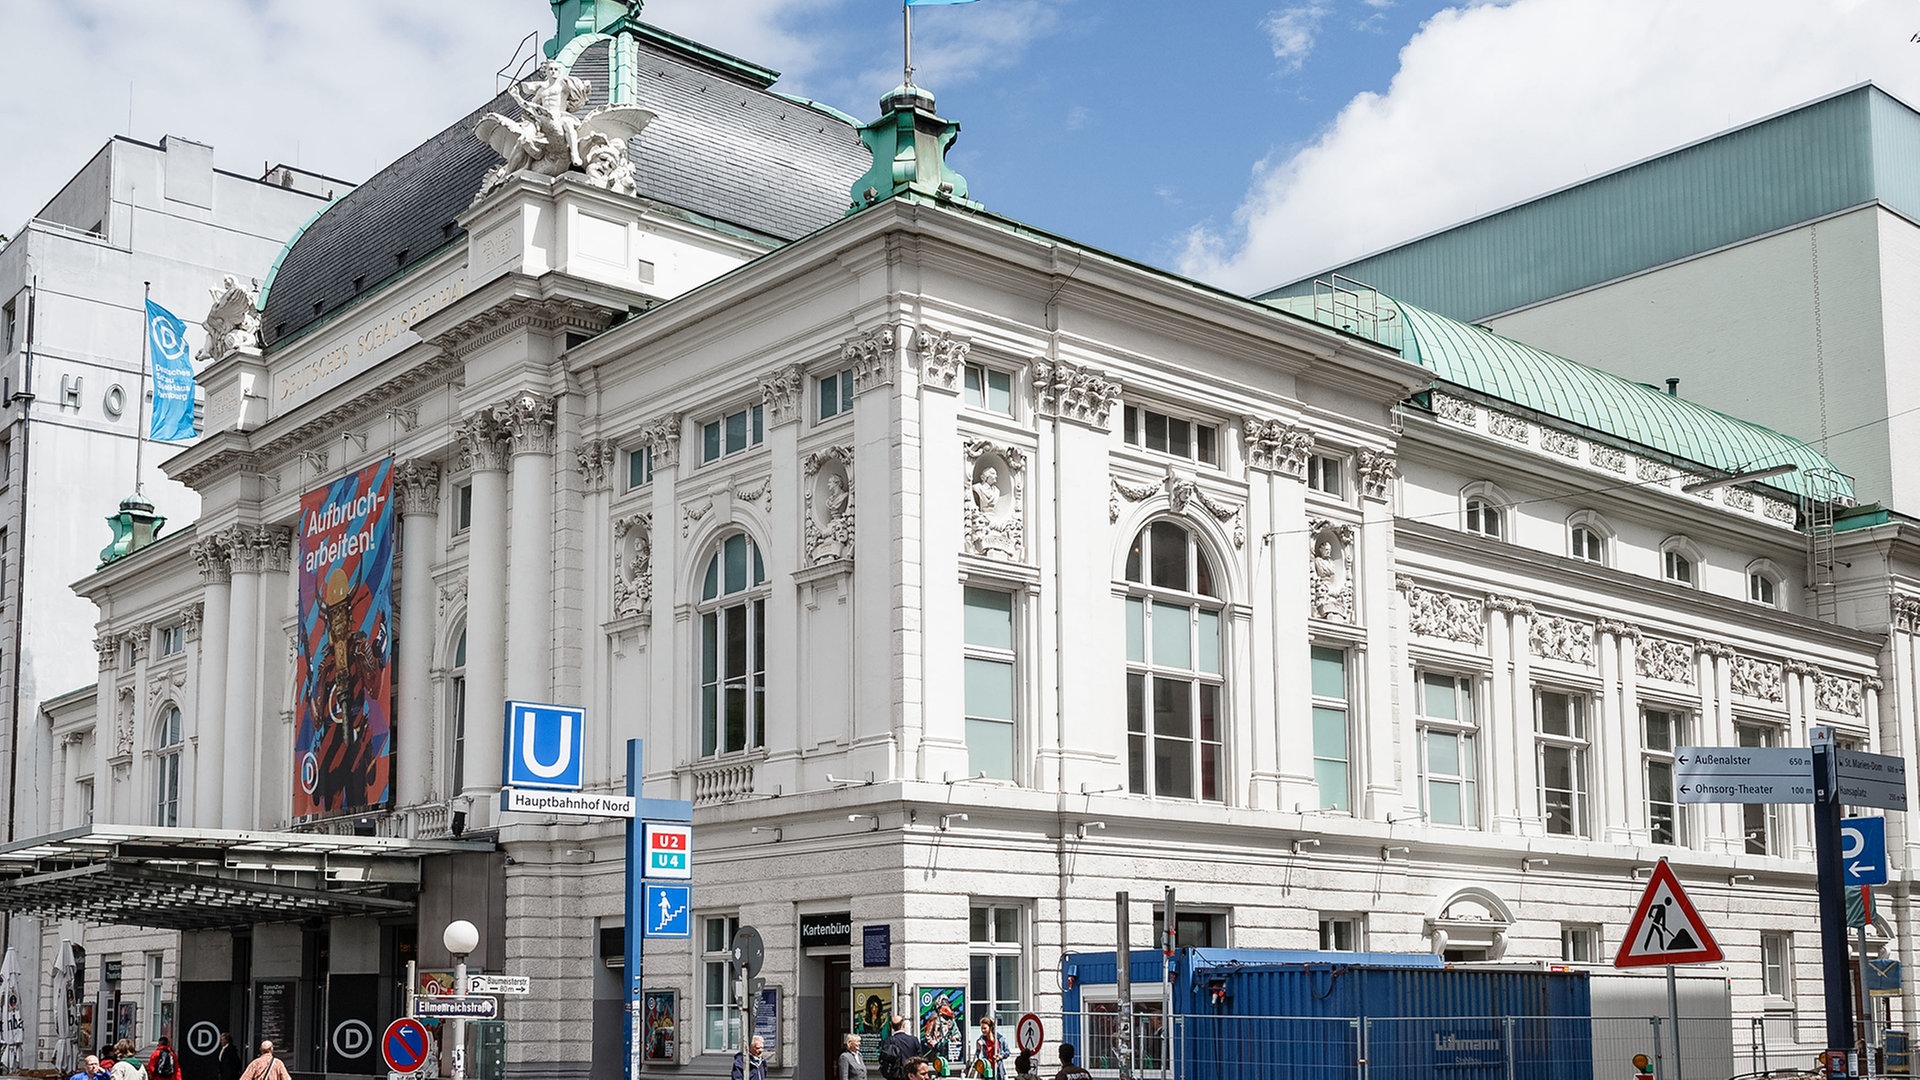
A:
700;533;768;757
449;627;467;794
1661;536;1702;588
1123;520;1224;802
1566;510;1613;566
1747;558;1785;608
1461;482;1511;541
154;705;183;827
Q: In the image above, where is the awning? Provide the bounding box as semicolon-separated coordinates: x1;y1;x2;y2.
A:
0;825;493;931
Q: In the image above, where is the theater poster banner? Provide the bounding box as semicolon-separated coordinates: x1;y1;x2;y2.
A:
294;457;395;819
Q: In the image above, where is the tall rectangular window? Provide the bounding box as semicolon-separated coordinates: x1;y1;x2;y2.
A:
158;624;185;657
701;404;765;464
964;587;1016;781
1644;709;1686;846
1;298;14;354
1738;722;1780;854
453;482;473;533
968;905;1023;1031
1123;405;1219;465
1537;690;1589;836
1761;932;1793;1002
703;915;741;1051
1310;646;1350;812
1417;671;1477;827
963;363;1012;415
626;445;653;489
818;368;855;421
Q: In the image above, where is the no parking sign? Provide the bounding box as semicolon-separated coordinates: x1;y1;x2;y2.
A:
383;1017;432;1075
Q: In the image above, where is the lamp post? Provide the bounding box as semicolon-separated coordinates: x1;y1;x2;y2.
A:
443;920;479;1080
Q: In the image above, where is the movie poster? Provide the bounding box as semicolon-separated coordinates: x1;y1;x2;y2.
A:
643;990;677;1061
916;987;966;1070
294;458;395;818
852;985;895;1065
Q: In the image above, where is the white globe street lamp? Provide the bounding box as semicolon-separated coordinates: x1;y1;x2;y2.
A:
444;920;479;1080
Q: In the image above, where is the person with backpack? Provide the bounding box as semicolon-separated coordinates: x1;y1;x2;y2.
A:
878;1015;924;1080
148;1037;181;1080
1050;1043;1092;1080
108;1040;143;1080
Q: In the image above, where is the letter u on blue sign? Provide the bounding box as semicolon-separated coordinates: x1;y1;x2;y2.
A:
504;701;586;790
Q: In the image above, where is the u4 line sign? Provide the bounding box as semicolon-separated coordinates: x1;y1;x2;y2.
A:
1675;747;1814;804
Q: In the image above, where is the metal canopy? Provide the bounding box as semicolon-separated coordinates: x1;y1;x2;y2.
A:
0;825;493;932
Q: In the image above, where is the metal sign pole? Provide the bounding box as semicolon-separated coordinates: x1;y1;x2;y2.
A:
625;739;643;1080
1665;965;1684;1080
1813;727;1856;1073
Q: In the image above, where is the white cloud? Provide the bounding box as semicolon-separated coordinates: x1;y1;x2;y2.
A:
0;0;840;235
1179;0;1920;293
1263;4;1333;72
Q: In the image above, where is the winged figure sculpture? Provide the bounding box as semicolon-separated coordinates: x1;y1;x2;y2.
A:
474;60;653;203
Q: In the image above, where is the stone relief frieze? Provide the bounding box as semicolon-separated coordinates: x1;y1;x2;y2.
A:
612;513;652;621
804;446;856;566
1721;486;1755;511
964;440;1027;561
1540;430;1579;459
916;328;970;391
1815;673;1864;717
1489;413;1530;443
1397;576;1485;645
1635;637;1695;685
1729;655;1785;702
1894;592;1920;633
1243;417;1312;478
1528;613;1594;667
760;365;805;426
115;688;135;758
1309;519;1355;622
845;326;898;394
1635;459;1675;483
1763;499;1797;523
1588;444;1627;473
1433;394;1477;427
1033;359;1120;430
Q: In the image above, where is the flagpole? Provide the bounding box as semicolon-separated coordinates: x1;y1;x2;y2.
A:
903;2;914;87
135;282;149;497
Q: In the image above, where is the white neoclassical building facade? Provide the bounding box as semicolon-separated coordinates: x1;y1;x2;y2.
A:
8;7;1920;1080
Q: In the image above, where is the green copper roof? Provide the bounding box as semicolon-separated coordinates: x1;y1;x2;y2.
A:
1388;298;1848;502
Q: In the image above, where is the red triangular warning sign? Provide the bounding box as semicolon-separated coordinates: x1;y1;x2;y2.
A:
1615;859;1724;968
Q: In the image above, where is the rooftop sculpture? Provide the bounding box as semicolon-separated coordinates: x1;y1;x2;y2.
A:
474;60;653;203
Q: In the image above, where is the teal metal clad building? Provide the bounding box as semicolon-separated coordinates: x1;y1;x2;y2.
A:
1260;84;1920;324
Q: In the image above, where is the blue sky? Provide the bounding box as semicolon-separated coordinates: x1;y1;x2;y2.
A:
3;1;1917;294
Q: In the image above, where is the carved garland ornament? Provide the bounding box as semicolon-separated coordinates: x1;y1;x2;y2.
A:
1108;471;1244;547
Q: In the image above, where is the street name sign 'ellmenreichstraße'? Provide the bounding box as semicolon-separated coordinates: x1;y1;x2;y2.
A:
1675;747;1814;804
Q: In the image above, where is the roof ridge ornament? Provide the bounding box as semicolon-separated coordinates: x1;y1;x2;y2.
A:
848;84;977;215
473;61;653;204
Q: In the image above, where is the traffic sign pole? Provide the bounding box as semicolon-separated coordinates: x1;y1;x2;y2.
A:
1813;728;1855;1073
625;739;643;1080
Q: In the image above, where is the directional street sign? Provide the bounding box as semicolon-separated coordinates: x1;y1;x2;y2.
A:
1675;746;1814;805
415;997;498;1020
1616;860;1724;968
1834;750;1908;812
382;1018;432;1075
644;883;692;938
1842;817;1889;886
464;975;531;996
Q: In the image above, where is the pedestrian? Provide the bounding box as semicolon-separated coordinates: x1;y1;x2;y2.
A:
147;1035;182;1080
1011;1051;1039;1080
730;1034;767;1080
973;1017;1008;1078
236;1042;290;1080
879;1014;924;1080
69;1053;109;1080
903;1057;936;1080
1051;1043;1092;1080
214;1034;242;1080
838;1032;867;1080
109;1039;143;1080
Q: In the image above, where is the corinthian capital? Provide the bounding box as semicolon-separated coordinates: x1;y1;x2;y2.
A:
459;410;511;472
495;391;556;456
394;459;443;515
577;438;617;493
192;536;231;584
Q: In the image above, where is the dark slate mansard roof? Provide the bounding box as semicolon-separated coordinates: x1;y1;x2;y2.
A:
262;36;870;350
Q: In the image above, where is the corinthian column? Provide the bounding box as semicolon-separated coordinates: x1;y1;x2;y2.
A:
222;526;266;828
498;391;555;701
460;412;511;815
192;535;233;827
394;460;442;813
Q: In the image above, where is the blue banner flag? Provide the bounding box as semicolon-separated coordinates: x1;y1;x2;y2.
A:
145;299;197;442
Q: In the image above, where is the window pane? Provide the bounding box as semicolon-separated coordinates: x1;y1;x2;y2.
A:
1152;601;1191;668
703;421;720;462
1195;547;1216;597
970;955;990;998
1422;674;1458;721
965;364;984;406
966;658;1014;721
970;908;989;941
1197;426;1217;464
964;588;1014;649
1125;597;1145;662
725;409;747;453
1154;679;1192;738
1312;706;1347;760
1145;411;1168;453
1310;647;1346;699
1429;780;1462;826
1167;417;1191;458
987;369;1012;413
1199;684;1220;803
1149;522;1189;590
841;373;855;413
1427;730;1460;776
1315;757;1349;812
1540;692;1569;736
750;404;763;443
724;534;747;594
1197;610;1220;674
967;718;1014;780
819;377;837;418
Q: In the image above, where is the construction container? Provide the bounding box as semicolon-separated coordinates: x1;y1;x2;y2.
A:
1061;949;1593;1080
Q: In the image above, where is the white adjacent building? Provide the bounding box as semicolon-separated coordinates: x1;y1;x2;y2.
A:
6;7;1917;1080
